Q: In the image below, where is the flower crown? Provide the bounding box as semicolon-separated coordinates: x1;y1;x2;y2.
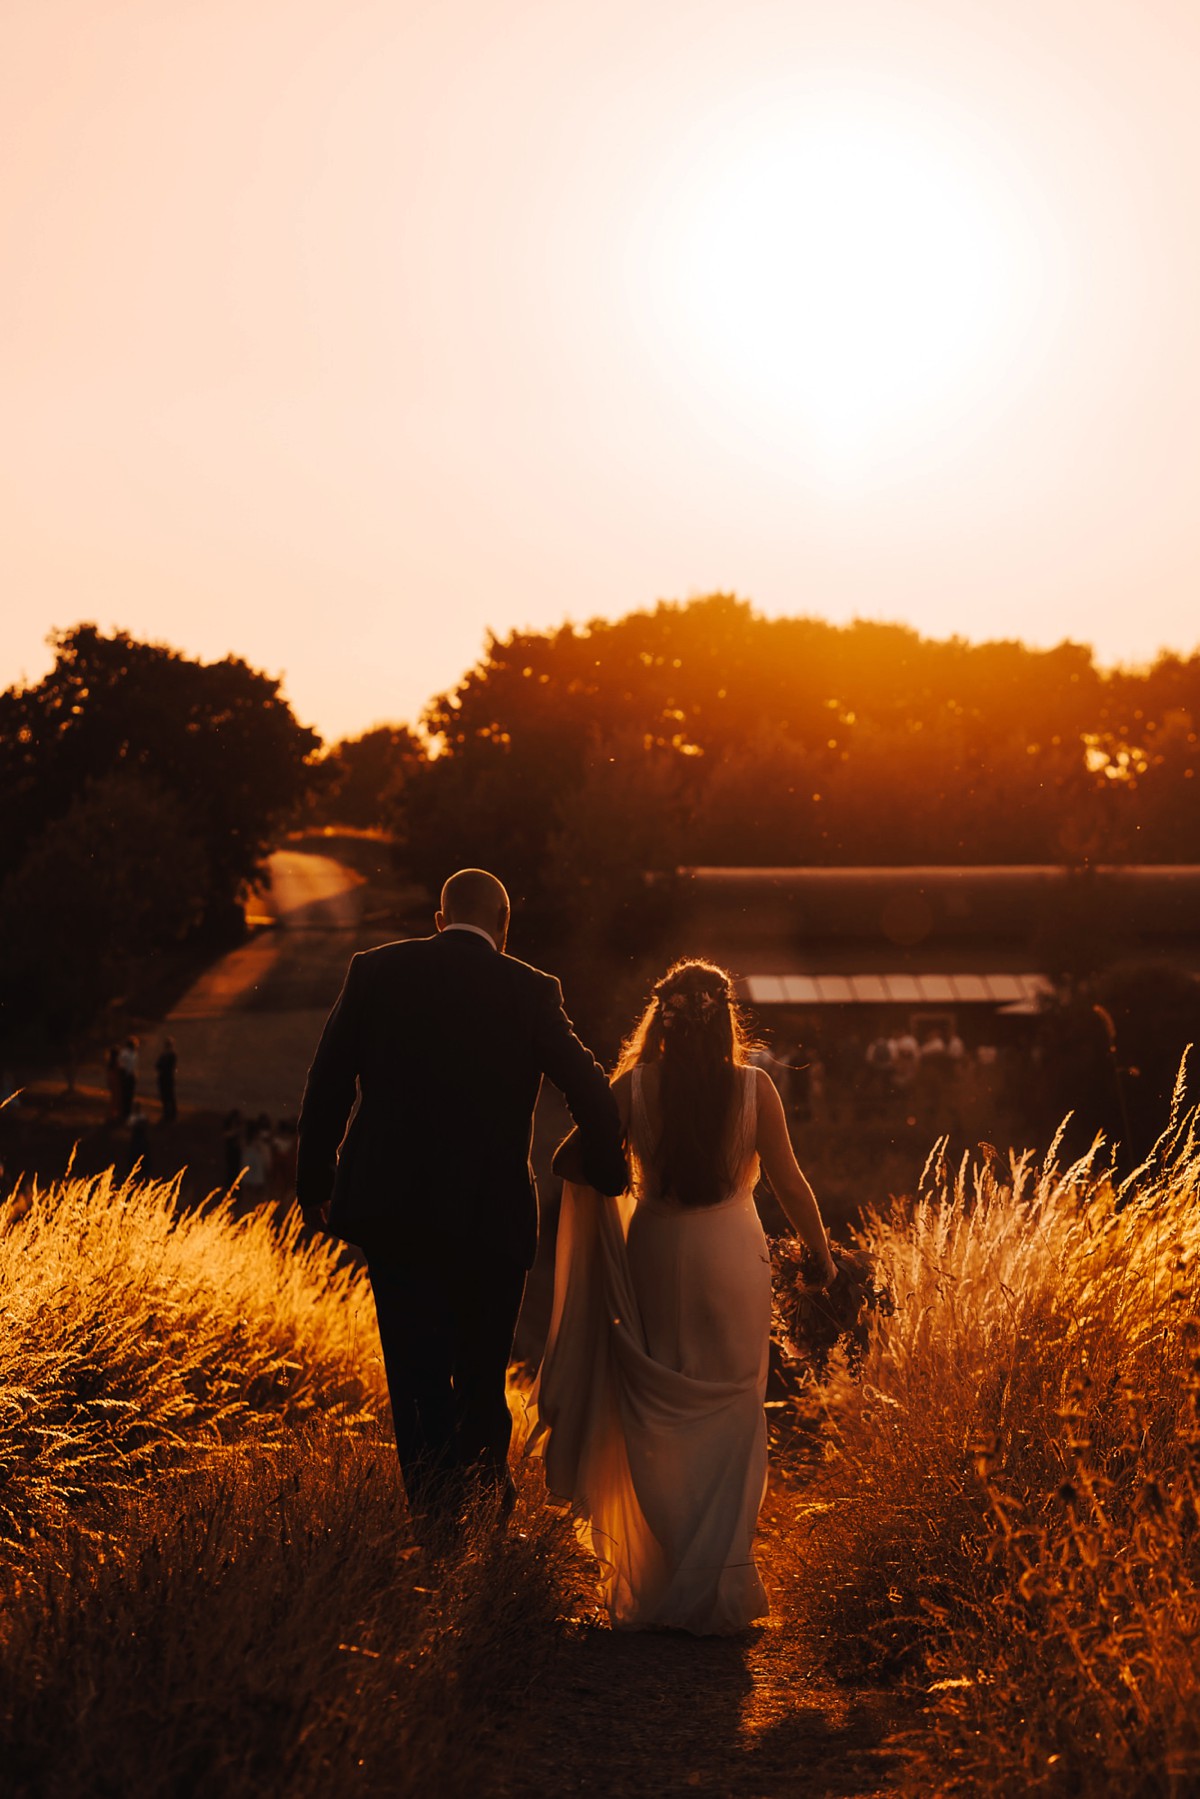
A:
659;986;726;1030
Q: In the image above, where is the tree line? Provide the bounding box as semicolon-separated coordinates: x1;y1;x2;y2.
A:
368;595;1198;975
2;601;1197;1065
385;594;1198;897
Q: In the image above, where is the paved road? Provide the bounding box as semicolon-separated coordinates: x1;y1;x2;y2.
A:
166;851;376;1119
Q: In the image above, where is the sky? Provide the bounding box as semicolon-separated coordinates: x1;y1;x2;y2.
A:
3;0;1199;743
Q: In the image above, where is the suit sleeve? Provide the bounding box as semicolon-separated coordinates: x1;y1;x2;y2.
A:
295;954;363;1215
532;975;628;1197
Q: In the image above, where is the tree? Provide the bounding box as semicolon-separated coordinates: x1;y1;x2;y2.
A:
0;771;209;1073
306;725;424;830
0;625;320;921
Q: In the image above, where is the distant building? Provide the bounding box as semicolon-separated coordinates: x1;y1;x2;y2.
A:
664;865;1200;1040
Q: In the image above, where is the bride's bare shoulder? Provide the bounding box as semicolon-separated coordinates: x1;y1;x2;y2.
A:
747;1062;778;1116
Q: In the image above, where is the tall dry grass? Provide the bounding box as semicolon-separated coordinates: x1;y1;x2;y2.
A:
799;1066;1200;1794
0;1170;584;1796
2;1438;576;1798
0;1167;383;1552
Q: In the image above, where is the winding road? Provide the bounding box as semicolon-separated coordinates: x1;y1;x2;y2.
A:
166;851;377;1120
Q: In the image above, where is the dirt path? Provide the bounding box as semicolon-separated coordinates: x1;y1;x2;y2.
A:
164;849;372;1119
508;1483;904;1799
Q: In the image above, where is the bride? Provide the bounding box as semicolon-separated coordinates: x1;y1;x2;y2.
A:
527;959;836;1635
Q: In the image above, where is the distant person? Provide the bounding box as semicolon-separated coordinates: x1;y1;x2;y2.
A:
104;1046;122;1121
116;1037;139;1122
241;1116;273;1195
865;1033;896;1111
127;1104;151;1174
296;867;626;1530
892;1028;920;1096
918;1028;950;1126
155;1036;178;1124
222;1109;246;1188
944;1029;967;1129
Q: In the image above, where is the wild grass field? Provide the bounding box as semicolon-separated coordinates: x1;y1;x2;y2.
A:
0;1172;578;1798
800;1061;1200;1795
3;1076;1199;1797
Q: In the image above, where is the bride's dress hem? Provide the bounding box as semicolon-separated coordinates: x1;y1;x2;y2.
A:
529;1447;771;1636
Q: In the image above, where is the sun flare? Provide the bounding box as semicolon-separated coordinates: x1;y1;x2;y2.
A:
635;89;1050;474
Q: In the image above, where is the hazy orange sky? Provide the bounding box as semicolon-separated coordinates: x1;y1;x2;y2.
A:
3;0;1198;742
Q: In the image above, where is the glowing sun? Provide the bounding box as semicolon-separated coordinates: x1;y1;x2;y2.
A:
635;88;1049;473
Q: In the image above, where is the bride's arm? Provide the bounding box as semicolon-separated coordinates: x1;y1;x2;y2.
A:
551;1072;632;1183
753;1068;836;1287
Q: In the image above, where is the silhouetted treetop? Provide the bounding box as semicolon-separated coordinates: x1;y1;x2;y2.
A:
0;625;320;911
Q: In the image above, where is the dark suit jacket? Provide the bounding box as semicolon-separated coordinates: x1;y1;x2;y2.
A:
295;929;627;1269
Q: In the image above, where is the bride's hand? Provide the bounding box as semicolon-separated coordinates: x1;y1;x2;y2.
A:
798;1249;837;1293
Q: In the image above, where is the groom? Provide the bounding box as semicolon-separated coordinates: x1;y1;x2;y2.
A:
296;867;627;1524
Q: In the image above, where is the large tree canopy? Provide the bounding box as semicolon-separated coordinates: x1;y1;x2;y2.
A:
0;625;321;910
398;595;1200;905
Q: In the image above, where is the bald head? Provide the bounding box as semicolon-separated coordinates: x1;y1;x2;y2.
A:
436;868;511;948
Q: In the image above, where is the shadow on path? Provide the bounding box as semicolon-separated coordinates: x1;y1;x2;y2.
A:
506;1484;904;1799
508;1618;899;1797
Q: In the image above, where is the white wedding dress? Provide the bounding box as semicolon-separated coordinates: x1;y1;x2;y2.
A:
527;1064;772;1634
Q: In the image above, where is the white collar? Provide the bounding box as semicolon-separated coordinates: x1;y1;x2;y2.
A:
441;922;498;948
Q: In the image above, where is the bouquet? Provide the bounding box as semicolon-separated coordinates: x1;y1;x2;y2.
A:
771;1236;893;1379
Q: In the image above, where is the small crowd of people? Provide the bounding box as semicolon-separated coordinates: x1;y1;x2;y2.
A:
103;1034;179;1171
104;1035;178;1126
861;1025;969;1112
100;1036;299;1199
749;1021;1003;1133
220;1110;298;1203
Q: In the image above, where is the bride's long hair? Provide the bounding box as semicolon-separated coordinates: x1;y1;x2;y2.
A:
615;959;756;1208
